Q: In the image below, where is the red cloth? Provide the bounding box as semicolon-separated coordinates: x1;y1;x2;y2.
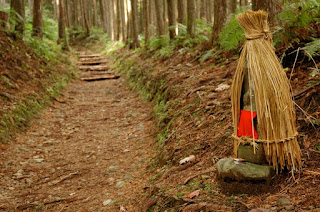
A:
237;109;259;139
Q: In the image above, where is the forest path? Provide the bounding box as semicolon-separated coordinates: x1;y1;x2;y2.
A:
0;53;157;211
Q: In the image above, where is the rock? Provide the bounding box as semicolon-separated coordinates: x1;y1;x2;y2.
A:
179;155;195;165
14;169;24;178
124;174;132;180
216;158;274;182
237;144;267;164
106;177;115;185
215;83;230;92
278;198;291;206
285;205;294;211
115;180;125;189
270;207;277;211
108;166;118;172
103;199;113;206
34;158;44;163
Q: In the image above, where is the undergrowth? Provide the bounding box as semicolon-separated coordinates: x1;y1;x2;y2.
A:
0;69;75;142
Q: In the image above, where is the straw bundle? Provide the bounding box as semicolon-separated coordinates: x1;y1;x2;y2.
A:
231;10;302;171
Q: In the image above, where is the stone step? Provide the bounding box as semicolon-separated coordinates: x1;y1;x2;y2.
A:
78;54;101;58
79;65;109;71
80;75;120;81
77;60;108;66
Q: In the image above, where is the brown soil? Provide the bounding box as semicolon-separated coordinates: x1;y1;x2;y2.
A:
0;54;157;211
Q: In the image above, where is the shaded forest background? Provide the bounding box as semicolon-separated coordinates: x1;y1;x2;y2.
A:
1;0;319;56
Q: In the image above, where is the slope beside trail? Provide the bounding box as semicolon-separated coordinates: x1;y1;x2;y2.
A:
0;53;157;211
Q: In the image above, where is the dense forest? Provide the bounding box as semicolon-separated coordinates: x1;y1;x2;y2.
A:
0;0;320;211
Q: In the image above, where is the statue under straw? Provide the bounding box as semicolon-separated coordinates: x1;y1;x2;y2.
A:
231;10;302;172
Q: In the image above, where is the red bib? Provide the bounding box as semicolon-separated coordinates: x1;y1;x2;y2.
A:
237;109;259;139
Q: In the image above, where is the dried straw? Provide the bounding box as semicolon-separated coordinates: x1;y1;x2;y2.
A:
231;10;302;171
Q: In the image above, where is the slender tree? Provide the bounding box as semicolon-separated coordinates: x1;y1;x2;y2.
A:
99;0;107;32
154;0;165;36
210;0;226;45
32;0;43;39
206;0;212;23
200;0;206;20
252;0;282;22
114;0;120;40
80;0;90;34
167;0;176;39
120;0;126;41
177;0;185;25
93;0;98;27
58;0;69;50
131;0;139;48
186;0;195;38
143;0;149;42
10;0;25;38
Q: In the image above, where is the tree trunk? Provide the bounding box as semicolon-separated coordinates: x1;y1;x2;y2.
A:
29;0;34;16
167;0;176;39
186;0;195;38
114;0;120;40
230;0;237;14
200;0;206;20
252;0;282;22
58;0;69;50
163;0;167;33
106;0;113;39
98;0;107;32
131;0;139;48
206;0;212;23
126;0;131;45
80;0;90;34
119;0;126;41
210;0;226;45
154;0;165;36
177;0;185;25
92;0;98;27
227;0;237;22
10;0;25;38
32;0;43;39
143;0;149;42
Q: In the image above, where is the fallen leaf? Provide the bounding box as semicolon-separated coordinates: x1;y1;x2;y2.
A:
185;190;200;199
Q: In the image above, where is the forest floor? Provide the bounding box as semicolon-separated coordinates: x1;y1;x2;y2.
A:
0;54;158;211
0;33;319;211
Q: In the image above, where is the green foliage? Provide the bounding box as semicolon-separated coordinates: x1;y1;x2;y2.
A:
219;6;250;50
23;7;64;61
145;20;211;59
302;38;320;58
274;0;320;46
199;48;221;63
0;70;75;142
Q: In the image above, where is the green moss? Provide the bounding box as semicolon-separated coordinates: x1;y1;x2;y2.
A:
0;67;75;143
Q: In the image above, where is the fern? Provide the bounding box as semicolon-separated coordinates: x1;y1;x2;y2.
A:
274;0;320;46
302;38;320;58
199;48;221;63
219;6;250;50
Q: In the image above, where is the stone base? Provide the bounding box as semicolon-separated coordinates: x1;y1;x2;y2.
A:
216;158;274;182
237;143;267;164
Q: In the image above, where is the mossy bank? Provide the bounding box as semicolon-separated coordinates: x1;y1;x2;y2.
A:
0;31;77;142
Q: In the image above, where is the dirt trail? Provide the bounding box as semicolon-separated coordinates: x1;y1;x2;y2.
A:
0;54;157;211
